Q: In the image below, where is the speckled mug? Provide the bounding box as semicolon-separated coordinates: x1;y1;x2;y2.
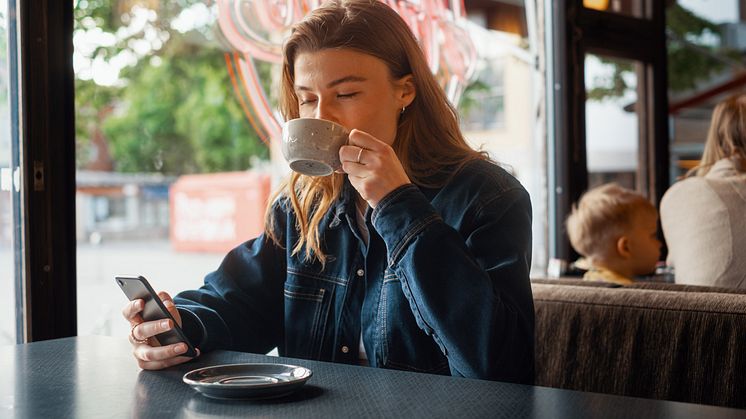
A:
281;118;349;176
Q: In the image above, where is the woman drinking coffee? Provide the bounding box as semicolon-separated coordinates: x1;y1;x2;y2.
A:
122;0;534;384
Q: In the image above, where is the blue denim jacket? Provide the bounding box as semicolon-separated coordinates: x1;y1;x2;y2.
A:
174;159;534;384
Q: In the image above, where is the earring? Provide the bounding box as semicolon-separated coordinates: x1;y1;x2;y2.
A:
401;106;406;115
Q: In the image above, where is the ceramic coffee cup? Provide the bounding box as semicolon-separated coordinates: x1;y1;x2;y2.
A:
281;118;350;176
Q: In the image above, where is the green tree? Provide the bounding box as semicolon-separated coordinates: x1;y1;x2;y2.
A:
74;0;269;174
103;41;268;174
75;79;117;167
587;4;741;100
666;4;739;92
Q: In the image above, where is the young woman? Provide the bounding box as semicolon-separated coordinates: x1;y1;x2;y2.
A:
122;0;534;384
661;94;746;288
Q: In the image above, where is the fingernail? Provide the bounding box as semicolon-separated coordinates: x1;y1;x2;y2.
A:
160;320;170;329
137;300;144;309
174;344;186;354
163;299;174;308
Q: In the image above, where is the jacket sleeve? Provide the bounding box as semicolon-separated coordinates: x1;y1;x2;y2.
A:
173;201;288;354
371;184;534;383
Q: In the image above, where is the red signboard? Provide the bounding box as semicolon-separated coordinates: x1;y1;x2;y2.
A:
170;171;271;253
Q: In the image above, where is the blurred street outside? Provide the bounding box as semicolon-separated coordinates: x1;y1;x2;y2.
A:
0;240;224;345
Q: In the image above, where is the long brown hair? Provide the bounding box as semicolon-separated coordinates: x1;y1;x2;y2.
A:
267;0;486;265
690;93;746;177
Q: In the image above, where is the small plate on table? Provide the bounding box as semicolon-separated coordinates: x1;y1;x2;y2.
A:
183;363;313;400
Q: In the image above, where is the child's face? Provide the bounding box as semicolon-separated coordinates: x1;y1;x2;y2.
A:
626;210;661;276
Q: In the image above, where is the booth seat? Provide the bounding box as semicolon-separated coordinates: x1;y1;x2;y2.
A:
531;278;746;408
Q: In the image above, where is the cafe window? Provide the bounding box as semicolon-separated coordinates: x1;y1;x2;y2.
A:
547;0;668;261
463;0;547;273
74;1;267;338
72;0;550;339
666;0;746;181
459;55;506;131
584;54;642;191
15;0;682;335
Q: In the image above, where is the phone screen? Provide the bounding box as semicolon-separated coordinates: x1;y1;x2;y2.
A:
115;275;197;357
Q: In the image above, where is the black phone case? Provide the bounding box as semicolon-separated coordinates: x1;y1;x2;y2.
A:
115;275;197;357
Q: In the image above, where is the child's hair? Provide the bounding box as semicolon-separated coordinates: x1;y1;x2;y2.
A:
566;183;656;259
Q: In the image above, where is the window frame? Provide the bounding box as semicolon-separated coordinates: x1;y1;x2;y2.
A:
546;0;669;260
18;0;77;341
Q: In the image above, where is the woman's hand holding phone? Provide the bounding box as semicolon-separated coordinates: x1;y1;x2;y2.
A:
122;291;200;370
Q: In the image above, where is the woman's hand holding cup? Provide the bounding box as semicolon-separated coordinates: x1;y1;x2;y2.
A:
339;129;411;208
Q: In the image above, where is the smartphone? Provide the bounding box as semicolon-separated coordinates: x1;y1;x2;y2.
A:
115;275;197;357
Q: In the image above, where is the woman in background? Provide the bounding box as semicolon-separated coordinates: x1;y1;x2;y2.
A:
660;94;746;288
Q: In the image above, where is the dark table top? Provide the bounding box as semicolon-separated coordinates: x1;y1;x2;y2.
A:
1;336;743;418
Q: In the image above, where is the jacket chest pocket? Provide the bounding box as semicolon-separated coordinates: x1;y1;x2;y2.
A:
283;283;331;360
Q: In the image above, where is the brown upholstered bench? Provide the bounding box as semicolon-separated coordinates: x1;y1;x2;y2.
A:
531;279;746;408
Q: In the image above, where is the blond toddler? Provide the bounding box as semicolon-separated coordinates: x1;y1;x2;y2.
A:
566;183;661;285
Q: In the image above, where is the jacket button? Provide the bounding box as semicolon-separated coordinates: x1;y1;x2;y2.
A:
341;345;350;354
356;269;365;277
